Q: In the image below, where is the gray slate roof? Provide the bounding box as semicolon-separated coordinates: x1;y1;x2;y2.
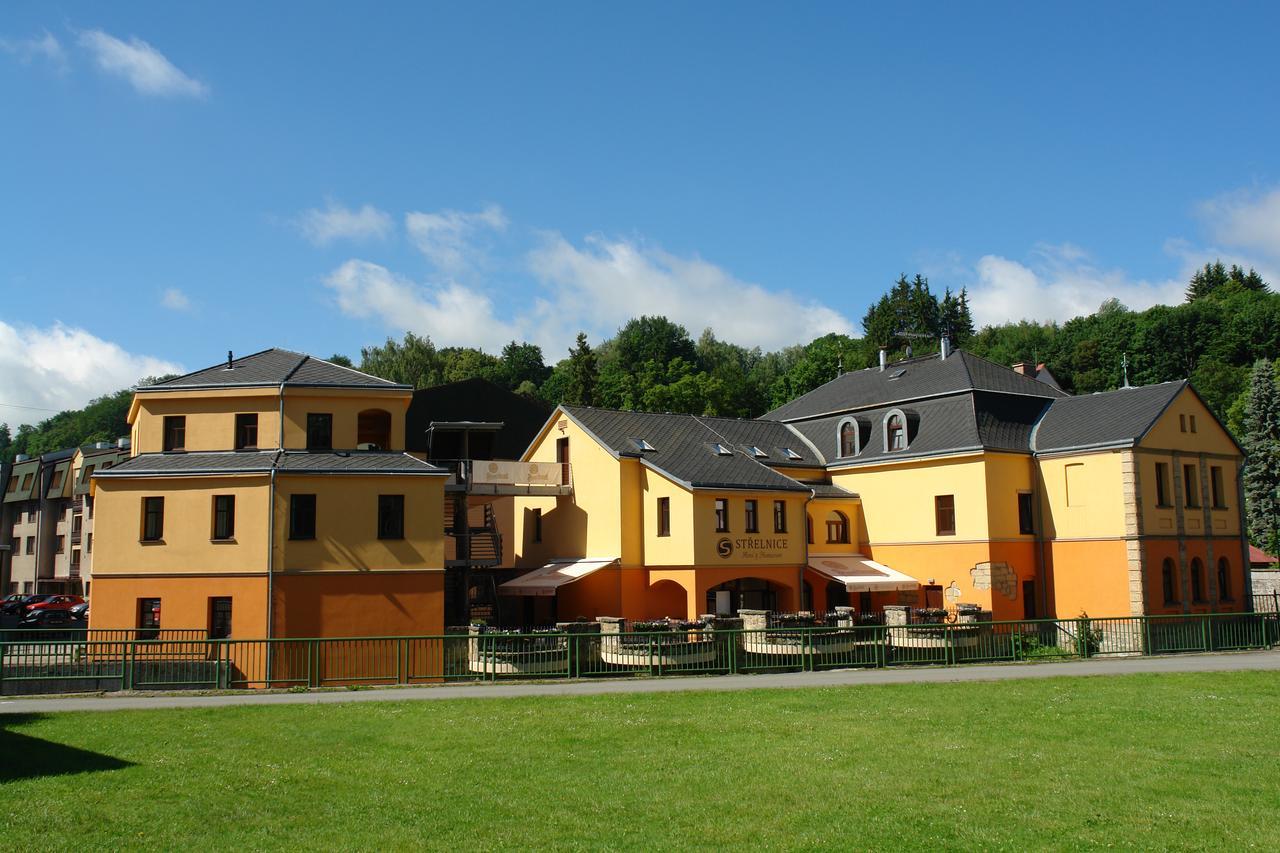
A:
95;450;445;478
1032;381;1188;452
562;407;810;492
789;394;986;467
766;350;1066;422
142;348;410;391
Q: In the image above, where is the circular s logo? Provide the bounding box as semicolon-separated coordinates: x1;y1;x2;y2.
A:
716;538;734;558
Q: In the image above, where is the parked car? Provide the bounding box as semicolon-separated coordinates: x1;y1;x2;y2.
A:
25;594;85;615
2;594;52;615
1;593;28;614
20;607;77;627
70;600;89;621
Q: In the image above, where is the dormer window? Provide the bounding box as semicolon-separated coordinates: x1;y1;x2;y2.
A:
839;420;856;458
883;409;909;453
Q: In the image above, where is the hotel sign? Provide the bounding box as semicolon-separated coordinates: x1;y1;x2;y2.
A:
717;535;790;560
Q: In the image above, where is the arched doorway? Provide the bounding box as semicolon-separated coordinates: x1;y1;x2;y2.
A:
704;578;787;615
646;579;689;620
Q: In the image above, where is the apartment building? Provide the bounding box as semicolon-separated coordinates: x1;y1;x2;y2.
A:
2;442;129;595
90;349;448;639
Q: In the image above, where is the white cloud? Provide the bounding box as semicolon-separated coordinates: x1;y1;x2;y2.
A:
966;244;1186;327
296;201;393;246
405;205;507;274
527;233;854;350
77;29;207;98
0;322;182;428
0;30;67;69
161;288;191;311
324;259;523;351
1199;187;1280;261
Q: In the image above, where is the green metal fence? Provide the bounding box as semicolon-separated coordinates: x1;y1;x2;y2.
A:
2;610;1278;695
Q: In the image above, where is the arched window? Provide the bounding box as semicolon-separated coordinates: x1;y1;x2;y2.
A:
883;409;908;452
357;409;392;450
1161;558;1178;605
1190;558;1205;603
1217;557;1232;601
839;420;856;458
825;510;849;545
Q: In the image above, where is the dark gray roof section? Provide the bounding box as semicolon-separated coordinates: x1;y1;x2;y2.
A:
1032;381;1187;452
142;348;411;391
692;415;823;466
804;482;859;499
274;451;445;475
96;452;279;477
766;350;1067;422
791;394;985;468
973;392;1053;453
96;450;446;478
562;407;810;492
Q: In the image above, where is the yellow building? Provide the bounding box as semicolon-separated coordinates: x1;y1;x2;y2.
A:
504;350;1250;623
91;349;447;639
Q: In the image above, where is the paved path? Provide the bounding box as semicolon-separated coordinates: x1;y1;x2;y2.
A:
4;649;1279;714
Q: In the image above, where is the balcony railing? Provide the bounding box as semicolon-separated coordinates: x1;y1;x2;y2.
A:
440;460;572;495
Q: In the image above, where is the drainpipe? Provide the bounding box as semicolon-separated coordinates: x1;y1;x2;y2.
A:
802;487;815;611
268;379;285;641
267;463;276;641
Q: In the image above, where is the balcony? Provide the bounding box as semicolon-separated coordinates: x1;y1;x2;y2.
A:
441;460;572;496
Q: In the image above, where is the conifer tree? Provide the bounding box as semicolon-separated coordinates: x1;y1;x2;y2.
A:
564;332;598;407
1242;358;1280;555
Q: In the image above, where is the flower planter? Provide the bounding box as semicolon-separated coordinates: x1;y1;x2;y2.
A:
597;617;720;668
466;626;569;675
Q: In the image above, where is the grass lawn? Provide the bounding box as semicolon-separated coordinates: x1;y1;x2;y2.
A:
2;672;1279;850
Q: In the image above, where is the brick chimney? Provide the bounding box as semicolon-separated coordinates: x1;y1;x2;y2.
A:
1011;362;1034;377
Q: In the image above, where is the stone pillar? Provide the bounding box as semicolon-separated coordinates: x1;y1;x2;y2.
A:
833;605;856;627
884;605;911;627
738;609;768;631
954;603;983;624
597;616;624;634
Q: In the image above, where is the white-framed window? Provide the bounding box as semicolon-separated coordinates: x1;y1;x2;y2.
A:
837;418;858;458
883;409;908;452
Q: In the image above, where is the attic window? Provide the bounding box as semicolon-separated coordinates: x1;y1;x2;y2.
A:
782;448;802;461
888;368;907;380
712;443;734;457
631;438;657;452
747;446;768;459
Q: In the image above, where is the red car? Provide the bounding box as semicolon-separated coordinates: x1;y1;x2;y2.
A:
24;594;85;614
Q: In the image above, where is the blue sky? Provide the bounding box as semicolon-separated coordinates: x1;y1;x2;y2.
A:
2;2;1279;424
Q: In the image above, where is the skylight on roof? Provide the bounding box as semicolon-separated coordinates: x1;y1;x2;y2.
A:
888;368;907;380
631;438;657;452
782;448;802;460
747;446;768;458
712;443;733;456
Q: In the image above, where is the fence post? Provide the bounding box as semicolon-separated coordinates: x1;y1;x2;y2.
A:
728;629;737;675
567;633;575;680
124;640;136;690
1077;618;1088;659
1203;615;1213;652
0;635;6;692
1143;616;1153;656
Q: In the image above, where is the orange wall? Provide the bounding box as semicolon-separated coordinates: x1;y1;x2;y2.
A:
271;571;443;637
1046;539;1131;619
89;575;269;637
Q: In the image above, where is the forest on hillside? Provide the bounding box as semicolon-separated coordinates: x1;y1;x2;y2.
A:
3;261;1278;462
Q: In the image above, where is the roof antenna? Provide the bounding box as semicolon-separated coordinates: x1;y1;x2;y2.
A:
836;354;843;379
1121;353;1131;389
